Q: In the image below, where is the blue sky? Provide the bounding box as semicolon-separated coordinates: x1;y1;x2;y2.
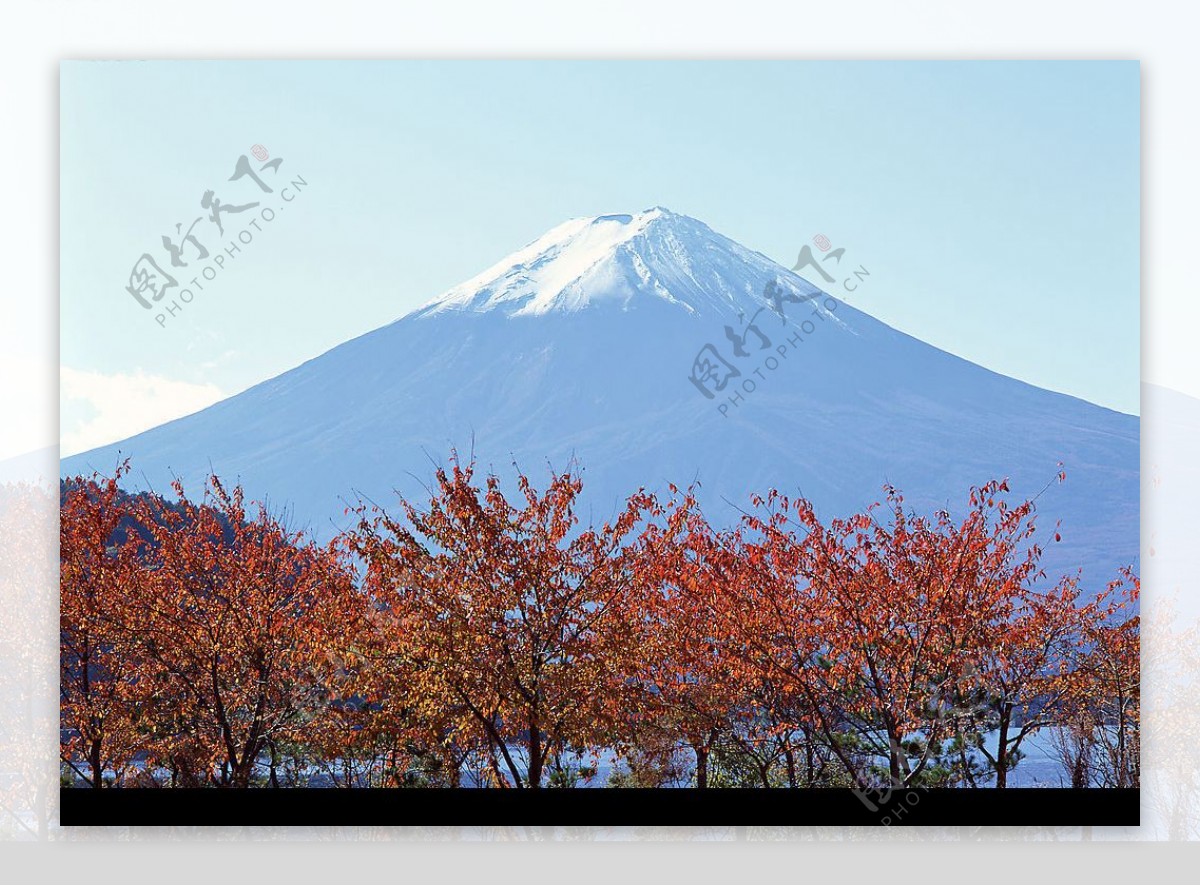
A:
60;60;1139;455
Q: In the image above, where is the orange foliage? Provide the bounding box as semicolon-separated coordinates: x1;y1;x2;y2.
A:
59;458;1139;789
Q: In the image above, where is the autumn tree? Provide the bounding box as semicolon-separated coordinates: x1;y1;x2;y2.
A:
618;486;744;788
625;487;843;789
689;480;1076;792
951;574;1086;788
120;475;362;787
60;466;150;788
346;455;649;789
1052;569;1140;788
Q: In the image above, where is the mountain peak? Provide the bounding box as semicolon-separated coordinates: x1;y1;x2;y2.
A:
412;208;820;320
64;206;1138;592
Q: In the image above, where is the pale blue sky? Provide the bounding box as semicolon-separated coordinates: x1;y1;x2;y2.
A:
60;61;1139;454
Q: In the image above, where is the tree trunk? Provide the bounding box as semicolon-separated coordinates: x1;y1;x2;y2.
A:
888;733;903;788
995;706;1010;789
758;761;772;789
231;760;251;788
783;744;798;789
89;739;103;789
527;729;543;789
694;744;709;789
1072;747;1088;788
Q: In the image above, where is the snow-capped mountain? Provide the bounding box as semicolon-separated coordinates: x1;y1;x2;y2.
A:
412;208;821;319
63;208;1138;587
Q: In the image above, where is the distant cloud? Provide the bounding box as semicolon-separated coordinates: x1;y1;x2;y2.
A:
60;367;224;458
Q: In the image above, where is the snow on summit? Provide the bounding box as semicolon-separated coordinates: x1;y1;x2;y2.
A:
413;207;823;320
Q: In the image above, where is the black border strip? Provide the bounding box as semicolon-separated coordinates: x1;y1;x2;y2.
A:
61;787;1138;827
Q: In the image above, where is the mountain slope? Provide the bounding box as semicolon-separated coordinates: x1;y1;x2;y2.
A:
63;208;1138;587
